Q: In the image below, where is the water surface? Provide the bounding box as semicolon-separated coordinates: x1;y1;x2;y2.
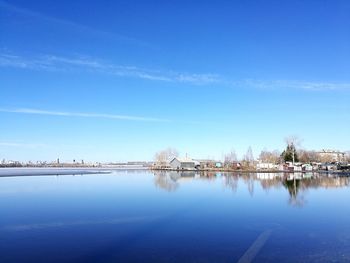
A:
0;170;349;262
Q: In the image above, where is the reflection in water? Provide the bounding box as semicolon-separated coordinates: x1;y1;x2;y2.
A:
1;216;160;232
283;178;306;207
153;171;350;207
242;173;255;196
1;171;350;262
153;171;179;192
224;173;239;193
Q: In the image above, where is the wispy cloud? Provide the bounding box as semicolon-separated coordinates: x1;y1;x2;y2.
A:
0;142;47;148
1;52;348;90
0;53;220;85
0;0;148;47
0;108;170;123
237;79;350;91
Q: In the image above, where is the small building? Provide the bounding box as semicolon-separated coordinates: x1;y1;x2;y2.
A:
169;157;199;170
215;162;222;168
194;159;222;169
302;164;313;171
320;162;338;171
286;162;302;172
224;161;241;170
256;162;278;170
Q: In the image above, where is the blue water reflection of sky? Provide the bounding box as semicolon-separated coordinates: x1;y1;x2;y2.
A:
0;171;350;262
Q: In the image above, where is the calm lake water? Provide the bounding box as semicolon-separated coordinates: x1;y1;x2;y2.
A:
1;170;350;262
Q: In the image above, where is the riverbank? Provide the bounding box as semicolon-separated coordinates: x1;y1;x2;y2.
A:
150;167;350;175
151;167;291;173
1;167;349;177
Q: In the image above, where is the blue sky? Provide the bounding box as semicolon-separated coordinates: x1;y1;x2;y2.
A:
0;0;349;162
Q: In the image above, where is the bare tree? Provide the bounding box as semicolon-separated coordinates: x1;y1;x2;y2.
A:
284;135;302;148
345;151;350;162
298;150;321;163
319;153;335;163
243;146;255;168
224;149;237;164
308;151;321;163
245;146;254;162
259;149;281;164
154;147;179;167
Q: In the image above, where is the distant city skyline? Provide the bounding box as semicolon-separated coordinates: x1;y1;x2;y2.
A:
1;0;349;162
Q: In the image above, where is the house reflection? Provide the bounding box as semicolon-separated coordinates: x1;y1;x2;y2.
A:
153;170;220;191
153;171;204;191
153;171;350;207
153;171;179;192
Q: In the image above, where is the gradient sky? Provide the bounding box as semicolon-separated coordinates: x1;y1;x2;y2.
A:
1;0;350;162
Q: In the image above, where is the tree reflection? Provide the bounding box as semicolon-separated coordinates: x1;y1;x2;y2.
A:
282;175;306;207
239;173;255;196
153;171;179;192
224;174;239;193
152;171;350;206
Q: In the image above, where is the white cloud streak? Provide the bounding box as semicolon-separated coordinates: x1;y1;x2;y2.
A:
0;142;47;148
0;0;148;47
1;3;349;91
237;79;350;91
0;53;220;85
0;108;170;123
1;52;348;90
1;53;348;90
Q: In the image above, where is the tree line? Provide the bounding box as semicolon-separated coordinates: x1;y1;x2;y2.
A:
154;136;350;168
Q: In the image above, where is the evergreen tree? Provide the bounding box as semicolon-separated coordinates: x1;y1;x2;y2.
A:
281;143;299;162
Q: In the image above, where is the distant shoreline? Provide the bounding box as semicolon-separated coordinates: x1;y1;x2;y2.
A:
1;167;349;177
0;167;148;177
